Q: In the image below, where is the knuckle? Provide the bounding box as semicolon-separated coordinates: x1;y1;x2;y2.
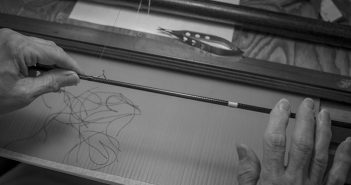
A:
1;30;21;46
261;171;285;185
12;41;26;53
313;154;328;168
0;28;13;36
284;173;296;182
55;45;64;53
264;133;286;150
4;37;31;56
52;45;67;58
293;138;313;154
45;76;61;92
237;164;259;184
2;36;16;50
305;119;316;129
47;40;57;46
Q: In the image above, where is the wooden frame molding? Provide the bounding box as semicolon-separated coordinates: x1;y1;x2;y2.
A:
82;0;351;49
1;13;351;105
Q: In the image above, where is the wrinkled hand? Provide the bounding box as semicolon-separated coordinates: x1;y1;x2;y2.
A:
236;98;351;185
0;28;83;114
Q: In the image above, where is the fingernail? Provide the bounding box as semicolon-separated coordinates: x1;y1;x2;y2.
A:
78;70;86;76
304;98;314;109
236;144;247;160
319;109;330;122
279;99;290;111
63;70;77;76
61;73;80;87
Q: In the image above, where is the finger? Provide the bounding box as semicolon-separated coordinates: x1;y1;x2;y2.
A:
326;138;351;185
287;98;316;174
31;41;84;75
12;36;84;76
27;36;57;46
309;109;332;184
40;45;84;74
262;98;290;175
15;69;80;100
2;30;39;76
236;144;261;185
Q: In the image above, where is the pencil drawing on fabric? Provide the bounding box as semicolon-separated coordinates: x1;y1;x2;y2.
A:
4;87;141;170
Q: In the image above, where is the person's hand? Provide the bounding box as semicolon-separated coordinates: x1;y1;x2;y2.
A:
236;98;351;185
0;28;84;114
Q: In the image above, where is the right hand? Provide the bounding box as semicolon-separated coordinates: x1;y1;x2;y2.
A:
236;98;351;185
0;28;83;114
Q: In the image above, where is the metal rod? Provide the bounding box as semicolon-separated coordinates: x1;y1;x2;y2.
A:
81;0;351;49
30;66;351;129
81;75;351;129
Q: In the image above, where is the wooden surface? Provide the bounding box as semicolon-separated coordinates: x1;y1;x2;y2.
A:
1;0;351;77
238;0;351;76
70;0;351;50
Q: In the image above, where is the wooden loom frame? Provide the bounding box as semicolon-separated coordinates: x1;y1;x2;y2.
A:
0;0;351;106
82;0;351;50
0;2;351;184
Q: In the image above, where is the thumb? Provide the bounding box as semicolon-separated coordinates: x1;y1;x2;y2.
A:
236;144;261;185
20;69;80;99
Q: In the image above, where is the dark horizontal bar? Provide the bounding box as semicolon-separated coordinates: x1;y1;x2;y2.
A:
82;0;351;49
77;76;351;129
1;13;351;105
30;65;351;129
80;74;230;107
